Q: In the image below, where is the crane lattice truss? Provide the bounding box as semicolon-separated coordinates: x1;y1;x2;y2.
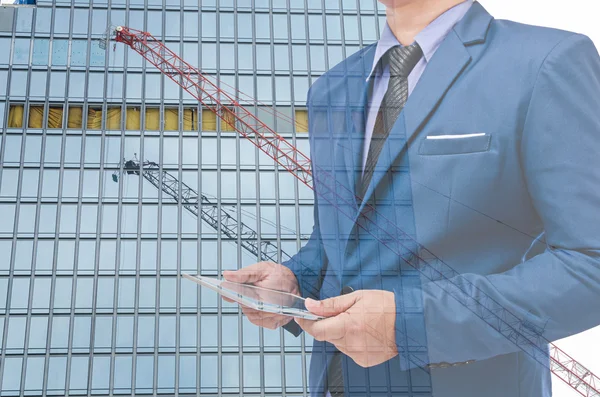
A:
118;158;289;264
113;26;600;397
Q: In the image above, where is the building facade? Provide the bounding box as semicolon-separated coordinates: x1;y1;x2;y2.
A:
0;1;385;395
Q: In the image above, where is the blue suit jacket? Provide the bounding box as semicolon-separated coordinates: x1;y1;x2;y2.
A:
284;3;600;396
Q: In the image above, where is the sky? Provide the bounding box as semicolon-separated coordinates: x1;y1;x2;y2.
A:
478;1;600;396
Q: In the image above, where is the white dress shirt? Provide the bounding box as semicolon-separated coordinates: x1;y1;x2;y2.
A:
361;0;474;173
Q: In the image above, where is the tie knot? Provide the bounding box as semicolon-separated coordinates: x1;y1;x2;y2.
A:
387;43;423;78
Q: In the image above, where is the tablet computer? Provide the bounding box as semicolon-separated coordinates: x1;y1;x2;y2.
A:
183;274;324;321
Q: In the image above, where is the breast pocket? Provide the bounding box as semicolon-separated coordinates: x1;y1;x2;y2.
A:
418;133;492;156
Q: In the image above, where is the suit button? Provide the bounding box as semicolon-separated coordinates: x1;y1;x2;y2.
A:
341;286;354;295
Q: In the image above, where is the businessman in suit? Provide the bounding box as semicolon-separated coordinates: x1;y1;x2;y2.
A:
225;0;600;396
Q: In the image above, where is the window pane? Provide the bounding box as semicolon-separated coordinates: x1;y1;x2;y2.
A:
200;355;217;392
24;356;45;393
179;356;196;393
52;40;69;66
137;316;155;351
13;38;30;65
32;39;50;65
222;355;239;392
6;316;26;351
1;169;18;197
47;357;67;394
96;277;114;311
114;356;132;393
75;277;93;310
71;40;87;66
54;8;70;35
265;355;282;391
179;315;197;350
69;72;85;98
222;315;238;351
0;204;16;235
308;15;323;41
10;278;30;311
135;356;154;392
1;357;23;393
69;356;89;394
91;356;111;393
157;355;175;393
28;317;48;351
10;71;28;96
273;14;288;40
24;135;42;163
243;355;260;392
159;315;176;350
118;277;135;310
255;13;270;40
116;315;134;351
32;277;51;311
237;13;252;39
72;316;91;352
291;15;306;40
35;8;52;34
73;9;89;35
53;278;73;311
220;13;234;39
201;12;215;39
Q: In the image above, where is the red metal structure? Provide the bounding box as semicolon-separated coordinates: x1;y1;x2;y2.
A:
113;26;600;397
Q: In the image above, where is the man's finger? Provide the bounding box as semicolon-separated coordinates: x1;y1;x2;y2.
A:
245;310;285;329
295;315;348;342
223;262;270;284
305;292;359;317
244;310;280;321
241;307;262;317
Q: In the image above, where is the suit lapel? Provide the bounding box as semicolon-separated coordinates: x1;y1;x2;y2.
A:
403;30;472;142
356;30;472;214
338;45;377;208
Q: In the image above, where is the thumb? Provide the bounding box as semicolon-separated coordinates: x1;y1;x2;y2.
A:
223;263;268;284
305;293;359;317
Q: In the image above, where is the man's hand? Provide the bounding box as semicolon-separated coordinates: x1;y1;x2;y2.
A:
295;290;398;368
223;261;300;330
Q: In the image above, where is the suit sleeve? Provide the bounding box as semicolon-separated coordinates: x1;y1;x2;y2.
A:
281;187;327;302
282;87;328;336
402;34;600;366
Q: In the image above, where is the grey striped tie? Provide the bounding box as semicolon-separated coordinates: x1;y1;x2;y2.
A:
358;43;424;200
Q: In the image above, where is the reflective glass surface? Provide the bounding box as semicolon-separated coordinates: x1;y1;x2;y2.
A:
0;1;384;395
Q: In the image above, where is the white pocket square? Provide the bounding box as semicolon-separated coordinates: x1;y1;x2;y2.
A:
426;133;486;140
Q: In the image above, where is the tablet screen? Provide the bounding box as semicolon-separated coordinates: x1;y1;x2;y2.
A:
183;274;324;320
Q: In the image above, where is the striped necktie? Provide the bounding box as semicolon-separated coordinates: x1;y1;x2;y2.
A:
357;43;423;200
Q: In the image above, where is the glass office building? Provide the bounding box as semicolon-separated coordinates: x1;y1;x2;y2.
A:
0;1;385;395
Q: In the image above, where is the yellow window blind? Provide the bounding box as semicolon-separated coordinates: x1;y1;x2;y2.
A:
126;107;141;130
222;108;236;132
87;108;103;130
145;108;160;130
164;108;179;131
183;108;198;131
28;105;44;128
201;109;217;131
68;106;83;129
47;107;64;129
106;107;122;130
8;105;24;128
294;109;309;133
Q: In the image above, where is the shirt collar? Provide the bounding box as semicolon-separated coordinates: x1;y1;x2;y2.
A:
366;0;474;81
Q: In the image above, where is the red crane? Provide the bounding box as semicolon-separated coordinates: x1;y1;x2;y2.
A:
112;26;600;397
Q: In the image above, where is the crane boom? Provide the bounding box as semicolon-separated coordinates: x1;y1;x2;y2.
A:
116;158;288;264
113;26;600;397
